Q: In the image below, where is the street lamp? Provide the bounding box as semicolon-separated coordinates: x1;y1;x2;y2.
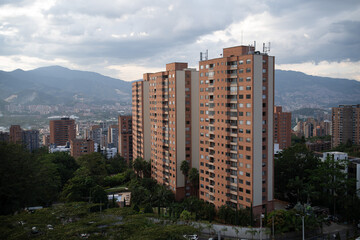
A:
260;214;264;240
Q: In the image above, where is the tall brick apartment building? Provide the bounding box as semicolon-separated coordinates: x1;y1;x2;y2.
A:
49;117;76;146
132;63;199;200
274;106;292;150
198;46;274;214
118;115;133;164
332;104;360;148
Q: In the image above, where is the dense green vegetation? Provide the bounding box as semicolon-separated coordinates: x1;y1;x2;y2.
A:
3;140;359;238
0;203;196;240
330;140;360;158
0;142;256;239
275;143;360;222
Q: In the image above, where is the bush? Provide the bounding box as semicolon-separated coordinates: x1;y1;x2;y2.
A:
144;204;153;214
133;204;140;213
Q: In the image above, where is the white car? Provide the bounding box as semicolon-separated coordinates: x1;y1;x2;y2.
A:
183;234;198;240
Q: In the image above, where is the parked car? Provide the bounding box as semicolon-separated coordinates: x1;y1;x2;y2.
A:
183;234;198;240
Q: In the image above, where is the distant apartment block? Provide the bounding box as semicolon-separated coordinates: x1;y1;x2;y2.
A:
22;130;40;152
198;45;274;214
274;106;292;150
89;125;102;146
50;117;76;146
0;131;9;142
118;115;132;164
70;139;94;158
332;105;360;147
133;62;199;200
8;125;39;152
108;125;119;149
10;125;22;144
42;134;50;147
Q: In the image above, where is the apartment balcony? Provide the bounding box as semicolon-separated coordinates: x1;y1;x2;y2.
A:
230;153;237;160
230;128;238;135
229;73;237;78
208;114;215;119
208;164;215;172
228;96;237;103
230;148;237;154
230;137;237;145
227;177;237;185
209;126;215;133
230;165;238;172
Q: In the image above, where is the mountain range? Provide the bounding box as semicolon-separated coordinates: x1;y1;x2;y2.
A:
1;66;360;111
0;66;132;105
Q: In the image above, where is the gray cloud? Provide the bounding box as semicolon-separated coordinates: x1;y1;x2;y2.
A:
0;0;359;80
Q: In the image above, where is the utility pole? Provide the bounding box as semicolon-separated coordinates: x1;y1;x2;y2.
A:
272;215;275;239
260;213;264;240
302;215;305;240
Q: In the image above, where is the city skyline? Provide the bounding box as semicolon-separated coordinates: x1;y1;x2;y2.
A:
0;0;359;81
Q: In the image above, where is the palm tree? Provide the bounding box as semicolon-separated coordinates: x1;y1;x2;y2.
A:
180;160;190;196
133;157;144;178
188;168;199;196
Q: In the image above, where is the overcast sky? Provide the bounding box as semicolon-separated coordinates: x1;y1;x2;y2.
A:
0;0;359;81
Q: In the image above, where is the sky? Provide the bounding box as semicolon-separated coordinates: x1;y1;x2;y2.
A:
0;0;359;81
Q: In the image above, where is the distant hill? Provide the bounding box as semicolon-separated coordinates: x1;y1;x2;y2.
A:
1;66;359;110
0;66;132;105
275;70;360;111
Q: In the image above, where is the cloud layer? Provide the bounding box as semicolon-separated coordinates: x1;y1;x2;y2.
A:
0;0;359;81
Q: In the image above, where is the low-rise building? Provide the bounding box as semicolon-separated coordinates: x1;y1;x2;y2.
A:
49;142;70;153
306;141;331;152
70;139;94;158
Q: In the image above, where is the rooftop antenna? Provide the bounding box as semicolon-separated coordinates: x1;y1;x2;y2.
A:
200;49;208;61
241;30;243;45
263;42;271;54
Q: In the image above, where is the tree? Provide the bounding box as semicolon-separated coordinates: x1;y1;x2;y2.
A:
142;160;151;178
232;226;240;239
180;210;194;223
188;168;199;196
180;160;190;195
218;205;236;224
43;152;78;189
76;152;107;184
154;185;175;214
106;154;127;174
274;143;321;203
0;142;62;214
60;167;96;202
133;157;144;178
32;155;61;206
206;223;214;236
90;185;108;205
309;154;353;215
